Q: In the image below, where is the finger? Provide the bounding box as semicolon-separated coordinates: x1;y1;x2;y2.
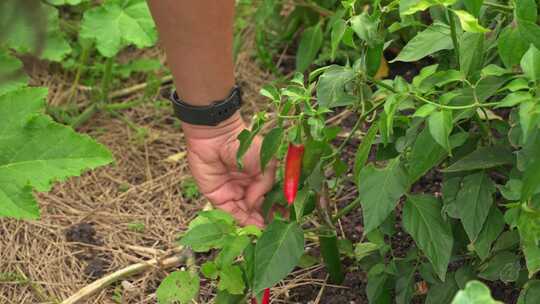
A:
204;183;246;210
216;201;264;227
245;160;277;210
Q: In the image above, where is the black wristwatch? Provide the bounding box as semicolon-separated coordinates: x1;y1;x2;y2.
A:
170;86;242;126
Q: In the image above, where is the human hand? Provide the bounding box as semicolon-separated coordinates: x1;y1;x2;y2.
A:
182;113;276;227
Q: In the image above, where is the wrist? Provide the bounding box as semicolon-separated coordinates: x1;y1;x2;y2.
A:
182;112;244;140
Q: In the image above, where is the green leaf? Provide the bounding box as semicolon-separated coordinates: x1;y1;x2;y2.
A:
0;88;113;219
478;251;521;283
481;64;509;78
201;261;218;280
353;123;378;182
428;110;453;153
215;290;245;304
358;158;409;234
495;91;533;108
0;50;28;96
253;220;304;293
473;207;504;260
519;101;540;143
316;65;356;108
426;273;459;304
296;23;323;72
392;23;453;62
451;280;502;304
498;25;530;68
331;19;347;60
0;2;71;61
443;145;514;172
463;0;483;17
521;44;540;82
48;0;86;5
366;264;392;304
402;0;457;15
407;128;447;184
403;194;453;281
516;0;540;50
350;12;380;45
157;271;199;304
420;70;464;89
319;229;345;284
522;138;540;201
452;10;489;33
179;221;233;252
236;114;265;169
218;265;245;295
518;280;540;304
455;172;496;242
459;32;484;78
260;127;283;171
216;235;251;268
80;0;157;57
354;242;380;262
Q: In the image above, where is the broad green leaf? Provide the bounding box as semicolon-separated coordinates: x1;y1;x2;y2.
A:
403;194;453;281
80;0;157;57
215;235;250;267
296;23;323;72
350;12;380;45
519;101;540;143
426;273;459;304
366;264;392;304
402;0;457;15
179;221;233;252
498;25;530;68
0;88;113;219
413;64;439;88
316;65;356;108
481;64;509;78
358;158;409;234
392;23;453;62
455;266;477;289
201;261;218;279
451;281;502;304
157;271;199;304
407;128;446;183
495;91;533;108
518;280;540;304
353;123;378;182
188;209;235;229
413;104;437;117
459;32;484;78
395;262;416;304
354;242;380;262
420;70;464;89
443;145;514;172
456;172;496;242
442;176;464;219
215;290;245;304
0;51;28;96
516;0;540;50
253;220;304;293
463;0;483;17
478;251;521;283
218;265;245;295
48;0;86;5
260;127;283;171
331;19;347;60
523;242;540;278
0;2;71;61
521;45;540;82
493;230;520;252
452;10;489;33
259;85;280;102
522;135;540;201
428;110;453;153
473;207;504;260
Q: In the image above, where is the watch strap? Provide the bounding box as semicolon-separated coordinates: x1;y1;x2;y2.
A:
170;86;242;126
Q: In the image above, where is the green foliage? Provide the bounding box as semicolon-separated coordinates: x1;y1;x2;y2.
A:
157;271;200;304
451;281;502;304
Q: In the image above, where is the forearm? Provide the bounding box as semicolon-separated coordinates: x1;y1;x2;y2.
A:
147;0;235;106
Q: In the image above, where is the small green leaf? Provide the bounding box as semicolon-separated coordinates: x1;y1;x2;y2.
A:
456;172;496;242
481;64;509;78
157;271;199;304
459;32;484;78
402;0;457;15
215;235;251;268
428;110;453;153
519;101;540;143
407;128;447;184
218;265;245;295
392;23;453;62
253;220;304;293
478;251;520;283
350;12;380;45
260;127;283;171
316;65;356;108
296;23;323;72
354;242;380;262
201;261;218;280
495;91;533;108
518;280;540;304
498;25;530;68
452;10;489;33
403;194;453;281
331;19;347;60
451;280;502;304
443;145;514;172
473;207;505;260
180;221;233;252
521;44;540;82
353;123;378;182
358;158;409;234
236;114;265;169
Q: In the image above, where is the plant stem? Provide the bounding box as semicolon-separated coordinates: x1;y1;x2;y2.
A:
101;57;115;103
447;10;460;68
70;104;98;129
67;43;90;103
332;197;360;222
484;1;513;11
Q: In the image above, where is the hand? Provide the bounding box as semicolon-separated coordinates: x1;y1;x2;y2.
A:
182;113;276;227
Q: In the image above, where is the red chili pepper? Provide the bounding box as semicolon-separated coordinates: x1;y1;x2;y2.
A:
284;143;304;205
251;288;271;304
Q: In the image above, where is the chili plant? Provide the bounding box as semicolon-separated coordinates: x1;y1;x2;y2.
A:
171;0;540;303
